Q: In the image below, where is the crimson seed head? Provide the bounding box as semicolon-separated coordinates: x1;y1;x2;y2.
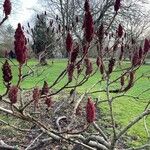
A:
70;44;79;63
66;32;73;53
131;38;136;44
108;58;115;74
132;51;139;67
117;24;123;38
83;11;94;43
77;64;82;75
45;97;52;108
86;97;96;123
97;23;104;42
76;16;79;23
33;88;40;108
119;45;124;61
143;38;150;54
41;81;49;95
139;46;143;59
8;86;18;104
14;23;27;64
100;63;104;75
2;60;12;83
3;0;11;16
96;57;101;67
82;44;88;55
84;0;90;12
85;58;93;76
114;0;121;12
58;24;61;32
67;63;75;82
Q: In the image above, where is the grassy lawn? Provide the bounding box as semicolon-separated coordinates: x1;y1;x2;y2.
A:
0;58;150;146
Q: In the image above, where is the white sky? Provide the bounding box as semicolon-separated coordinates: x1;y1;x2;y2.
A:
7;0;38;28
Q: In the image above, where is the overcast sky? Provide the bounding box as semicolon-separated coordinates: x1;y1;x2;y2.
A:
7;0;38;28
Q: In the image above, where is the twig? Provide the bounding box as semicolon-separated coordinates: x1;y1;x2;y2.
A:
25;132;43;150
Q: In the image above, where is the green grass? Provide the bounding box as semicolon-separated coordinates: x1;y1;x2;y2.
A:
0;58;150;146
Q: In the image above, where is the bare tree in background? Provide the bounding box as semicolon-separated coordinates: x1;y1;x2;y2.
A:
36;0;150;58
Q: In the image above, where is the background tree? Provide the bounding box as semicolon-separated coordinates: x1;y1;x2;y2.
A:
27;13;56;65
37;0;150;58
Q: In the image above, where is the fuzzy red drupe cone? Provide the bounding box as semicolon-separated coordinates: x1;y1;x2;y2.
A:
66;32;73;53
86;97;96;123
3;0;11;16
8;86;18;104
114;0;121;12
84;11;94;43
77;64;82;75
70;44;79;63
117;24;123;38
83;0;94;43
2;60;12;83
33;88;41;108
45;97;52;108
143;38;150;54
85;58;93;76
67;63;75;82
96;56;101;67
97;23;104;42
14;23;27;64
75;15;79;23
139;46;143;59
41;81;49;95
119;44;124;61
84;0;90;12
132;51;140;67
108;58;116;74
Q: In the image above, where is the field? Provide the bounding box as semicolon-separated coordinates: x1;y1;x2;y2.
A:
0;58;150;146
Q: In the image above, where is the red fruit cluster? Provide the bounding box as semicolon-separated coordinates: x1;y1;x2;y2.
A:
108;58;116;74
83;0;94;43
33;88;40;108
84;0;90;12
66;32;73;53
114;0;121;12
45;97;52;108
14;23;27;64
8;86;18;104
76;16;79;23
97;23;104;43
86;97;96;123
67;63;75;82
3;0;11;16
82;44;88;55
96;57;101;67
41;81;49;95
139;46;143;59
70;44;79;63
119;45;124;61
143;38;150;54
85;58;93;76
117;24;123;38
132;51;140;67
77;64;82;75
2;60;12;83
